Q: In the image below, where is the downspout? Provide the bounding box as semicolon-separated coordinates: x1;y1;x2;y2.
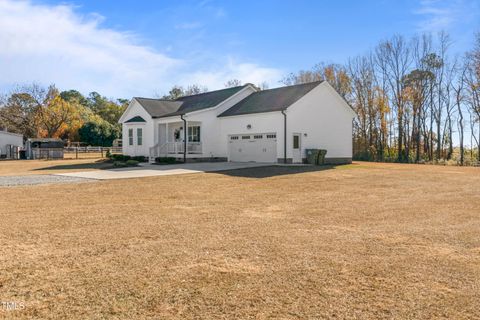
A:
281;110;287;164
180;114;187;163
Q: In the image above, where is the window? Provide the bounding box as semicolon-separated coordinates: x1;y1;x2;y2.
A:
137;128;143;146
188;126;201;142
128;128;133;146
242;135;250;140
266;134;276;139
254;135;263;139
293;135;300;149
230;136;239;140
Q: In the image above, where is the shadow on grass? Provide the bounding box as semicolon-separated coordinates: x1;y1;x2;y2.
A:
33;160;113;171
217;165;337;178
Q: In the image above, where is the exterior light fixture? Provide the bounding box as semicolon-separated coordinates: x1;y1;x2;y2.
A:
247;124;252;129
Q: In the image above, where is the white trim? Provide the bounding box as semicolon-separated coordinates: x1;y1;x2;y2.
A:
155;115;183;122
118;99;138;123
219;110;283;119
124;121;146;125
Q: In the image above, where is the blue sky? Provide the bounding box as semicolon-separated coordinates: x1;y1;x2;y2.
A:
0;0;479;98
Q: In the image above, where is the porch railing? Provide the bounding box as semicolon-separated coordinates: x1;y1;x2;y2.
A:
149;142;202;159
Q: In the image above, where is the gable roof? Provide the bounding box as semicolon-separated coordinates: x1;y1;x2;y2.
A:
171;85;247;116
218;81;323;117
134;85;248;119
125;116;146;123
133;98;182;118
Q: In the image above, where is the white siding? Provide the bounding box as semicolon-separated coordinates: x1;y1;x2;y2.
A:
286;82;354;160
121;100;153;157
0;131;23;156
219;112;284;160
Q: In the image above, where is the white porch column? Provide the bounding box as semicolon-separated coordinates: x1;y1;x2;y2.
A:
165;123;169;143
184;120;188;154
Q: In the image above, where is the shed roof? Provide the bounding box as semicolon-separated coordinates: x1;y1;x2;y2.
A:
27;138;63;142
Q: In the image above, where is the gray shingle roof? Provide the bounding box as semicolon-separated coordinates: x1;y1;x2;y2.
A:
218;81;323;117
170;85;246;116
133;98;182;118
134;85;247;119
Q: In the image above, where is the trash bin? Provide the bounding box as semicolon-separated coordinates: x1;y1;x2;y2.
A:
306;149;328;165
318;149;327;165
19;150;27;160
306;149;320;165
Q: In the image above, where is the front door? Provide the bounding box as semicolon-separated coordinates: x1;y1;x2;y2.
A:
134;127;144;156
292;133;301;163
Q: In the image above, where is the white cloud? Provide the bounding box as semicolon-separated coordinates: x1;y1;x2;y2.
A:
414;0;478;32
181;57;283;89
0;0;282;98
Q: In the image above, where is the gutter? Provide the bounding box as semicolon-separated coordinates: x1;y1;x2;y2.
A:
180;114;187;163
281;110;287;164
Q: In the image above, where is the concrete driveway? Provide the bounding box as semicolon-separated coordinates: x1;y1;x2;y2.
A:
55;162;273;180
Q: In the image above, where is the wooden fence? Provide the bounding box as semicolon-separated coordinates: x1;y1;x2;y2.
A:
63;146;122;159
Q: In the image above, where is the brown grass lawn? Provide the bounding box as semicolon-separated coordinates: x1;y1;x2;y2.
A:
0;158;110;176
0;162;479;319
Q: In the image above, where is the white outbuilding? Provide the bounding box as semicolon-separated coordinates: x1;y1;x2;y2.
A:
119;81;356;164
0;130;23;159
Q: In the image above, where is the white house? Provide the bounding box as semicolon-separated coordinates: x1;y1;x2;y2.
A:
119;81;356;164
0;130;23;159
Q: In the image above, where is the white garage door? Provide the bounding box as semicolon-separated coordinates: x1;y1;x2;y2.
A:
228;133;277;163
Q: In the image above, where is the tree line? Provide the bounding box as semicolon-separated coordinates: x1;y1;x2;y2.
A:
0;85;127;146
283;32;480;165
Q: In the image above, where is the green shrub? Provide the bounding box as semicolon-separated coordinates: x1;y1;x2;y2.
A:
113;161;127;168
110;154;131;162
131;156;147;162
125;160;139;166
155;157;177;164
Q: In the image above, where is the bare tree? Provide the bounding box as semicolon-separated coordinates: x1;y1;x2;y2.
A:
452;57;468;164
224;79;242;88
375;35;412;162
465;33;480;161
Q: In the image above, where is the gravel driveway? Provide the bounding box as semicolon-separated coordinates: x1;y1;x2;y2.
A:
0;174;94;187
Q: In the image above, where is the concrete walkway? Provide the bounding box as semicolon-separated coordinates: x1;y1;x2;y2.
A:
55;162;273;180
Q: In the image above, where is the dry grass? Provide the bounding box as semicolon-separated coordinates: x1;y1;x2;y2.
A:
0;162;479;319
0;158;109;176
63;152;109;160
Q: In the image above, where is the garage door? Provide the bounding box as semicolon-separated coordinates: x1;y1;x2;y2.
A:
228;133;277;162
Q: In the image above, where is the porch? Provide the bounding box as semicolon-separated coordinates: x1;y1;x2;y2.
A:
150;120;203;160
